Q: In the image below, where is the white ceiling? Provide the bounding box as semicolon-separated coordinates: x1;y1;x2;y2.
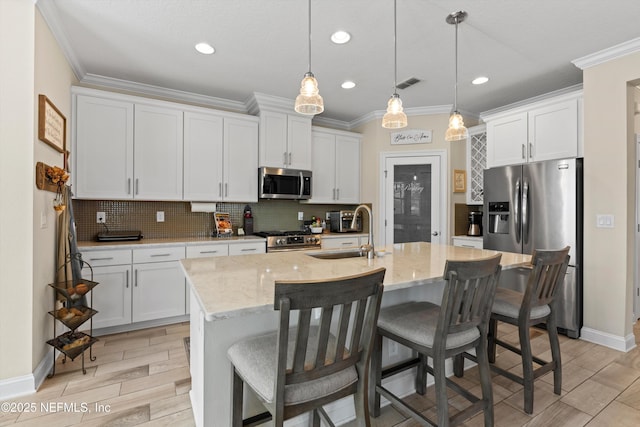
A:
37;0;640;125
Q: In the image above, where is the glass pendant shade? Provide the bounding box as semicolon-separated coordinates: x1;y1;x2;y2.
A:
445;111;468;141
382;93;407;129
294;72;324;115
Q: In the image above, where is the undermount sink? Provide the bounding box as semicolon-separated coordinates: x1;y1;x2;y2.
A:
306;249;365;260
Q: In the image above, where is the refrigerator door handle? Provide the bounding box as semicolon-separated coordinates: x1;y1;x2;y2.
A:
522;180;529;244
514;178;521;243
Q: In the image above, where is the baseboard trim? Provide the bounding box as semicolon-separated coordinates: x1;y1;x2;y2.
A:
580;327;637;352
0;373;35;400
33;348;54;390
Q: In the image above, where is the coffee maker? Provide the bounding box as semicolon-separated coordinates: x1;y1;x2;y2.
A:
467;211;483;236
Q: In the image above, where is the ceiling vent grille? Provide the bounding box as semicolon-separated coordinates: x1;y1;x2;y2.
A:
396;77;421;90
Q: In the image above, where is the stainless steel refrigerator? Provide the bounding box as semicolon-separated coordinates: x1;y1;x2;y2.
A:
483;158;583;338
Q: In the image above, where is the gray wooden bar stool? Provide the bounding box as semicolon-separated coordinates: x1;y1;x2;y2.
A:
370;254;502;427
227;268;385;427
456;247;570;415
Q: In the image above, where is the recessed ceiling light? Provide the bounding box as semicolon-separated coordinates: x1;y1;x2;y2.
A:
331;30;351;44
472;76;489;85
341;81;356;89
195;42;215;55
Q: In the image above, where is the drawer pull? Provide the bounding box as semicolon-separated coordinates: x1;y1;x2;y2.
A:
150;253;172;257
89;257;114;261
461;244;476;248
341;242;353;246
241;248;257;252
199;250;219;254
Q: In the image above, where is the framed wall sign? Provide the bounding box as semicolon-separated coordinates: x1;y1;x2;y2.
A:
38;94;66;153
390;129;432;145
453;169;466;193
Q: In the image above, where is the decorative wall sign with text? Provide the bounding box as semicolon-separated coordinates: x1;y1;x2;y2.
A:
390;129;432;145
38;95;66;153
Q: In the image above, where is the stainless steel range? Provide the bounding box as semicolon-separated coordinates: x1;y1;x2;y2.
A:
254;230;321;252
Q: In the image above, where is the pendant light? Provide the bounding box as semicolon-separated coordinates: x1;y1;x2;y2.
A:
444;10;469;142
382;0;407;129
294;0;324;115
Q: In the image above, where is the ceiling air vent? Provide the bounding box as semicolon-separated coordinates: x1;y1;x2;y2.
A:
396;77;421;90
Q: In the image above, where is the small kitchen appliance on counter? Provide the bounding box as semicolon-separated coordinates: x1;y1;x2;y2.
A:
467;211;483;236
254;230;321;252
329;211;362;233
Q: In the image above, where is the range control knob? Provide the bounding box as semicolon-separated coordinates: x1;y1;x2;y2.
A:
276;238;285;245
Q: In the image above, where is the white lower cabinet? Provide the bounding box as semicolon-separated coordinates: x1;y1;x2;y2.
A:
133;260;186;322
228;241;266;256
81;239;265;332
451;236;483;249
81;249;133;330
321;235;362;250
81;246;186;330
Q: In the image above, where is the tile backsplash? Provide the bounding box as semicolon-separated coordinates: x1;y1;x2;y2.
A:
72;199;356;241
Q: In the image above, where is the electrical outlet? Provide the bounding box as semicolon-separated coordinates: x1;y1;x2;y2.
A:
326;212;331;220
96;212;106;223
298;211;304;221
157;211;165;222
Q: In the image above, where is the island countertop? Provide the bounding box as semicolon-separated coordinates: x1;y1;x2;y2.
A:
181;241;531;322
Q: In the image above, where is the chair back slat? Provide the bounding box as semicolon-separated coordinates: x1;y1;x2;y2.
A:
273;268;386;389
437;255;503;339
523;247;570;312
335;302;352;361
314;306;334;368
292;309;312;373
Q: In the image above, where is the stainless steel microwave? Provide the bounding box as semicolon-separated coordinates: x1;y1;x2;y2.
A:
258;167;312;200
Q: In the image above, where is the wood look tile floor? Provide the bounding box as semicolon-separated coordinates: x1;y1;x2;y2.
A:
1;321;639;426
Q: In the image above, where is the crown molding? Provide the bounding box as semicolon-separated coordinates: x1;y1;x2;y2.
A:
36;0;84;80
480;84;583;120
81;74;248;113
573;37;640;70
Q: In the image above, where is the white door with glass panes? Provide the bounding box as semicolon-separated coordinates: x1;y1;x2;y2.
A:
383;154;444;246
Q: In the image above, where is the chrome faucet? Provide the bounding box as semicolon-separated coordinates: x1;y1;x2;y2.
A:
352;204;374;259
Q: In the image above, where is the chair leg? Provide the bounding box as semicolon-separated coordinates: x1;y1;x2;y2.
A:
370;332;383;417
310;409;320;427
231;368;244;427
519;323;535;414
354;378;371;427
476;336;494;427
547;312;562;395
487;317;498;364
415;352;428;395
433;354;450;427
453;353;464;378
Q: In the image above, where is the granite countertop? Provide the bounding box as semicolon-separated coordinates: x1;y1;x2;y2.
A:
77;235;265;250
181;242;531;322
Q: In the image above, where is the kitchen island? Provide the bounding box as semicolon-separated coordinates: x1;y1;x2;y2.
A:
181;242;530;427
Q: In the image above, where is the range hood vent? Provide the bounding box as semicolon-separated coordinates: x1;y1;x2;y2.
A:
396;77;421;90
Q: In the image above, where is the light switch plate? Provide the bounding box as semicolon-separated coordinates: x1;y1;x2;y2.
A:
596;214;614;228
157;211;165;222
298;211;304;221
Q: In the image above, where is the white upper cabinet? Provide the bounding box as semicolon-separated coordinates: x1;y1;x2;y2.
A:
528;100;578;162
307;128;361;204
483;90;581;168
134;104;183;200
73;95;134;199
73;87;258;202
182;112;258;202
183;112;224;201
259;110;312;170
223;117;259;202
